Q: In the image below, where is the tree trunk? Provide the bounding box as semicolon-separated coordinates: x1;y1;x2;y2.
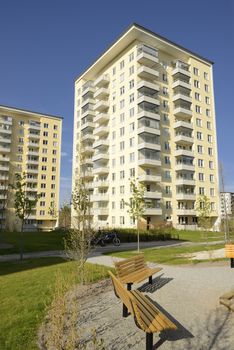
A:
20;220;24;261
137;227;140;253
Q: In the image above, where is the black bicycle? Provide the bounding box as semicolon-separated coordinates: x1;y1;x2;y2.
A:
92;230;121;247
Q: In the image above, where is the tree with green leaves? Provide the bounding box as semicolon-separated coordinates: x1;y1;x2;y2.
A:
10;172;41;260
59;202;71;229
125;179;145;253
196;195;212;241
48;200;58;229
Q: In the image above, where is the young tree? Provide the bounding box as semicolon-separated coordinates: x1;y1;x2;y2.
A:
64;140;95;284
10;172;41;260
196;195;212;240
59;202;71;229
48;200;58;229
0;174;9;231
219;162;230;242
125;179;145;253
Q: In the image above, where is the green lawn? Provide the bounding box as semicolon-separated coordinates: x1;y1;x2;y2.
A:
0;230;66;255
106;243;227;265
0;258;112;350
175;229;227;242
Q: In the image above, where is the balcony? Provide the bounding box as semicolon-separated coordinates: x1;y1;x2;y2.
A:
138;142;161;151
0;155;10;162
174;149;194;157
80;121;95;131
27;150;39;156
0;194;7;200
137;44;159;67
84;157;93;166
144;191;162;200
94;74;110;88
94;113;109;124
172;79;191;90
175;133;194;145
27;141;40;148
174;120;193;130
81;98;95;108
27;168;38;174
82;109;96;119
26;178;38;183
172;61;191;77
172;93;192;104
28;123;41;131
175;163;195;171
81;133;95;142
82;81;95;95
94;87;109;100
138;93;160;107
0;175;9;180
93;125;109;137
144;208;162;216
138;126;160;136
138;158;161;167
0;117;12;125
93;139;109;149
94;100;109;112
137;80;159;93
138;174;161;183
137;66;159;80
0;127;12;135
26;159;39;165
176;193;196;201
0;146;10;153
137;110;160;121
92;153;109;162
91;194;109;202
28;133;40;139
174;106;192;118
81;146;94;155
0;165;9;171
80;169;93;179
0;137;11;144
177;209;196;216
93;180;109;188
94;208;109;216
176;178;195;186
26;187;38;192
93;166;109;175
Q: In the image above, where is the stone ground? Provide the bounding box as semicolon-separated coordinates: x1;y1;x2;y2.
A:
39;261;234;350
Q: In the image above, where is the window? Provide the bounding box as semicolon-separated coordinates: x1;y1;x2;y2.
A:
120;185;125;194
51;184;55;189
42;165;47;171
112;79;116;88
112;92;116;101
195;92;201;101
193;67;199;75
162;87;168;95
196;118;202;127
112;131;116;140
54;125;58;130
120;86;125;95
209;161;214;169
129;66;134;75
129;107;134;117
129;122;135;132
164;142;170;150
112;159;116;167
51;175;56;180
205;96;210;105
198;159;204;167
112;202;115;209
199;187;205;195
129;152;135;162
40;201;46;207
130;168;135;177
129;137;135;147
210;202;215;211
120;73;124;82
165;170;171;179
208;147;213;156
43;140;48;145
206;109;211;117
166;201;171;209
120;60;124;69
51;193;55;198
120;113;125;123
197;145;203;154
40;210;45;216
208;134;212;143
112;67;116;75
112;105;116;113
199;173;204;181
129;52;134;62
165;186;171;194
162;100;168;109
41;174;46;180
120;99;125;109
163;114;169;123
42;157;47;162
120;170;125;179
164;156;170;164
111;145;116;154
120;141;125;151
195;105;201;114
44;123;49;128
112;173;116;181
194;80;200;88
129;93;134;103
204;72;209;80
204;84;209;92
120;127;125;136
120;155;125;165
210;174;214;182
210;188;215;196
52;150;57;155
162;73;167;82
52;158;56;163
129;79;134;89
53;141;58;147
112;216;115;225
43;131;48;137
41;183;46;188
120;216;125;225
207;121;211;130
120;200;125;209
197;132;203;140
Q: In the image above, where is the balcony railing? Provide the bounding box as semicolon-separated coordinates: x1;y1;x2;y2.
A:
137;44;158;58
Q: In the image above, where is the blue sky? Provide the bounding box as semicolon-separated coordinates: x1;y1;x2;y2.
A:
0;0;233;204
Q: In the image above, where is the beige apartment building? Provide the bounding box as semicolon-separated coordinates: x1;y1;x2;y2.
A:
72;23;220;230
0;105;62;231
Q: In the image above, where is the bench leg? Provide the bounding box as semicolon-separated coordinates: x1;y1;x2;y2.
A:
231;258;234;268
146;333;153;350
123;303;128;318
149;276;152;284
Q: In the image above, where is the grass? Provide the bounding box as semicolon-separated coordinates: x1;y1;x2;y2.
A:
175;229;228;243
105;243;227;265
0;230;66;255
0;257;112;350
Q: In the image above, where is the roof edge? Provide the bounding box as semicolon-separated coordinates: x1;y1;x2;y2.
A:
0;104;63;120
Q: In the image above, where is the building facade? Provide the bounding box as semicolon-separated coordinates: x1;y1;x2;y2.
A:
0;105;62;231
72;23;220;230
220;192;234;218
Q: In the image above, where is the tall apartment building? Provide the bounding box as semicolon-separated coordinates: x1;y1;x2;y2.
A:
0;105;62;231
220;192;234;218
72;23;220;230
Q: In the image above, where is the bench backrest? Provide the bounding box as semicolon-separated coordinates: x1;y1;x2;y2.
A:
114;254;146;278
225;244;234;258
108;271;133;314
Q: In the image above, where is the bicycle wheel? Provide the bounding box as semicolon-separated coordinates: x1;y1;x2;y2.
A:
113;237;120;246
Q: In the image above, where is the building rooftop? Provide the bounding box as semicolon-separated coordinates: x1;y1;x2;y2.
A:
75;22;214;82
0;104;63;120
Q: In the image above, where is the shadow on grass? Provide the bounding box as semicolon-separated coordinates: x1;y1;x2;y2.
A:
0;257;67;276
138;274;173;293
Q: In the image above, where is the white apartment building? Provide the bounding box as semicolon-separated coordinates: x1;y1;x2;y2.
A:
72;23;220;230
220;192;234;218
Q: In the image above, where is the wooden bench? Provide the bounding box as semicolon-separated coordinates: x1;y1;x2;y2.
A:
114;254;162;290
109;271;177;350
225;244;234;268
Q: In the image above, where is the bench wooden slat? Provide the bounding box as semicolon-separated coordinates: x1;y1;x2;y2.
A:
120;267;162;284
